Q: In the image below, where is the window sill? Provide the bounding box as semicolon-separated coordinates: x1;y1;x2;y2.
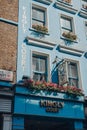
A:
61;36;78;43
29;28;49;35
57;0;72;6
79;9;87;18
81;7;87;12
55;0;78;14
35;0;52;5
58;44;84;57
26;36;56;49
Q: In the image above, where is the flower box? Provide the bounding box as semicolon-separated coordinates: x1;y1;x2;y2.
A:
32;25;48;34
62;0;71;4
82;4;87;10
62;31;77;41
22;78;84;97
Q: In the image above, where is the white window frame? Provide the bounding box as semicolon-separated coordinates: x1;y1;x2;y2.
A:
85;21;87;39
31;4;48;28
58;59;82;88
30;50;51;82
60;14;75;35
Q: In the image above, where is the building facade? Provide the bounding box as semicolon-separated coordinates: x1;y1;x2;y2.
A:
0;0;87;130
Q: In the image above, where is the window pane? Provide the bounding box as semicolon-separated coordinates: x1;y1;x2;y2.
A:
32;20;43;26
68;63;77;78
32;57;39;71
40;58;45;72
32;55;47;81
61;17;72;31
69;78;78;87
33;73;41;81
32;8;45;22
33;73;46;81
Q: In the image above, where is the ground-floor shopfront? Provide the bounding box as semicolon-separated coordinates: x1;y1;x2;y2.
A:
13;115;83;130
12;85;85;130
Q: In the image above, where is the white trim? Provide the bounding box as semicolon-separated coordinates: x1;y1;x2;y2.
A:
79;10;87;18
85;21;87;39
60;14;75;34
30;49;51;82
31;3;48;29
55;1;78;14
59;45;84;56
35;0;52;5
59;58;82;89
26;37;56;48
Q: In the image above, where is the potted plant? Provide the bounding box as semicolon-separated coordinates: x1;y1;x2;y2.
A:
32;24;48;33
62;31;77;41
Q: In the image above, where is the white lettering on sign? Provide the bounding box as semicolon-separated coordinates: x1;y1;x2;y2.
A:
22;6;27;33
0;69;13;81
21;44;26;71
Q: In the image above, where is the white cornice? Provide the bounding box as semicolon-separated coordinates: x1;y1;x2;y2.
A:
58;45;84;56
79;10;87;18
26;37;56;48
55;1;78;14
33;0;52;5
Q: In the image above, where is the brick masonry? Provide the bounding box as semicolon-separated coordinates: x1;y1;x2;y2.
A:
0;0;18;22
0;21;17;82
0;0;18;82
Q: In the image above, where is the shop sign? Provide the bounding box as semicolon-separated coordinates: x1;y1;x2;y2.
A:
0;69;13;81
40;100;64;113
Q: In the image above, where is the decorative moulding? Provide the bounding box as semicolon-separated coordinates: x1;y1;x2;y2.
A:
26;37;56;49
55;0;78;14
58;45;84;56
34;0;52;5
79;10;87;18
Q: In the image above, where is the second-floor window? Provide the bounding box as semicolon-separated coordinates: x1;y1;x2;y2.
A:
32;54;47;81
32;7;45;26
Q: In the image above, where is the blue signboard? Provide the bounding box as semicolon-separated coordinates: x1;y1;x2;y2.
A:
14;95;84;119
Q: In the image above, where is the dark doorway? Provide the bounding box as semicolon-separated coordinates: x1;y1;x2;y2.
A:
0;115;3;130
25;116;74;130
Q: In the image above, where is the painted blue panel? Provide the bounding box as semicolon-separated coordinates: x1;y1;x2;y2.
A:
13;117;24;129
14;96;26;114
16;86;84;102
74;121;83;129
14;96;85;119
